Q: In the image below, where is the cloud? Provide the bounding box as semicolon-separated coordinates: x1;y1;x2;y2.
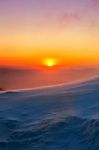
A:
58;12;81;29
60;12;81;24
91;0;99;7
58;8;97;31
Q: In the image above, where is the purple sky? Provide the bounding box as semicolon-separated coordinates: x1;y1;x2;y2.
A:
0;0;99;67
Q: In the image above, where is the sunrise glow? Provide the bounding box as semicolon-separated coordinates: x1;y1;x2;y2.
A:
42;58;57;67
0;0;99;68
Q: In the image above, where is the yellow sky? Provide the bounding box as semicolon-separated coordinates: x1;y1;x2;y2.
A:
0;0;99;68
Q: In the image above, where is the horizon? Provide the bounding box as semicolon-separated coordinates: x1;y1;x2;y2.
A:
0;66;99;90
0;0;99;68
0;1;99;149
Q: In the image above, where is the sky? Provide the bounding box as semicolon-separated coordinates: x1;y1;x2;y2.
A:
0;0;99;68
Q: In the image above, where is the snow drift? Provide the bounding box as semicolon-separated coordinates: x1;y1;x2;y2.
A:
0;77;99;150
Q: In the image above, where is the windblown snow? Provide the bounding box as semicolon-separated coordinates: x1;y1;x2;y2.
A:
0;77;99;150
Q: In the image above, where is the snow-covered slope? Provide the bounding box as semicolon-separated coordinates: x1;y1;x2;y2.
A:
0;77;99;150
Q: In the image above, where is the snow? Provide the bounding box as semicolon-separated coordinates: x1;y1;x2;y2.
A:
0;76;99;150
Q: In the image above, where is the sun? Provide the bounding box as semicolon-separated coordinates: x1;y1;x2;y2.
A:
42;58;57;67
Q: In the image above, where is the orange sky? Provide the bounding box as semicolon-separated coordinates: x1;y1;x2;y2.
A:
0;0;99;68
